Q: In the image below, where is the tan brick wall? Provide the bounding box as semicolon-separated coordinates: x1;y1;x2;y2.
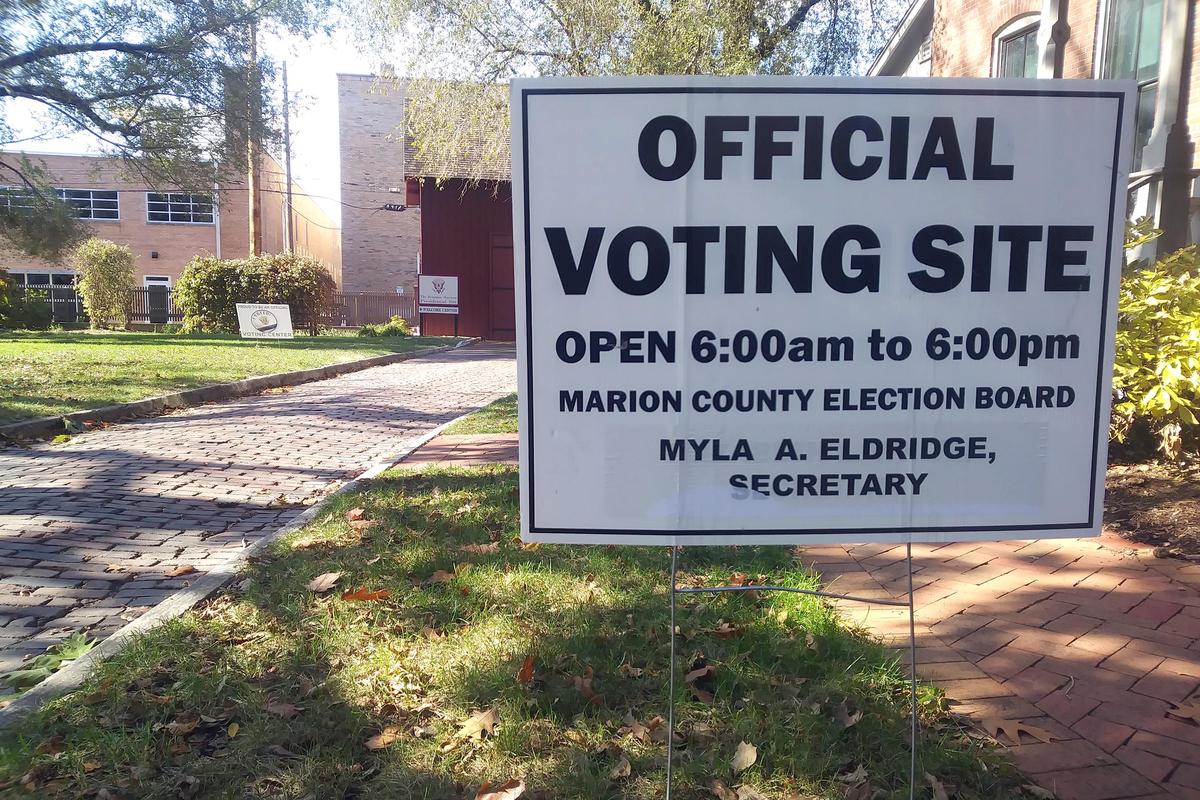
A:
932;0;1042;77
337;74;422;295
1062;0;1100;79
0;153;244;282
259;152;342;284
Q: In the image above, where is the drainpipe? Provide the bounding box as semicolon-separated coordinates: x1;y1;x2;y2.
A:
1036;0;1068;78
213;181;223;260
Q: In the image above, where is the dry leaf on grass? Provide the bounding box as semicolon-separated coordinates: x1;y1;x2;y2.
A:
573;666;604;706
226;723;239;739
804;632;818;652
517;655;535;685
1167;699;1200;722
81;760;101;773
453;708;499;742
424;570;456;585
842;782;874;800
837;765;868;784
365;727;403;750
307;572;342;593
712;621;740;639
346;508;366;521
709;779;738;800
609;754;631;779
731;741;757;773
618;663;644;678
833;701;864;730
475;779;525;800
1021;784;1055;799
264;701;301;719
341;587;391;601
980;718;1060;745
621;712;649;743
461;541;501;554
157;713;199;735
735;786;769;800
164;565;196;578
926;774;949;800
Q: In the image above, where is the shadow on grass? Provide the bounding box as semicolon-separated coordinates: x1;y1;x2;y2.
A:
0;467;1028;800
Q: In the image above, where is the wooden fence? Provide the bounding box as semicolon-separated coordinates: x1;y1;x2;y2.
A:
15;287;417;329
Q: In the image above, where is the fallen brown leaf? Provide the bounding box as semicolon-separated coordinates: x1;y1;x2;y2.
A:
517;655;535;685
621;712;649;743
618;663;644;678
424;570;456;585
349;519;375;532
307;571;342;593
341;586;391;601
1167;699;1200;723
1021;784;1055;799
226;722;239;739
608;754;631;779
926;773;949;800
475;779;525;800
731;741;757;773
833;701;864;730
709;779;738;800
461;541;501;554
162;713;200;735
454;708;499;741
736;786;769;800
164;565;196;578
264;701;301;719
980;717;1060;745
81;760;100;773
684;665;715;684
346;508;366;521
365;726;403;750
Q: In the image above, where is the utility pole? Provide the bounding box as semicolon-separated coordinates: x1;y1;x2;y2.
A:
247;18;263;256
282;61;294;251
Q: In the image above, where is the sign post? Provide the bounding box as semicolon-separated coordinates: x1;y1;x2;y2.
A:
511;76;1133;798
418;274;460;335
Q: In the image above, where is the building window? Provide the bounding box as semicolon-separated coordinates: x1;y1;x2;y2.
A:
143;275;172;287
1102;0;1164;170
146;192;214;224
58;189;119;220
0;187;119;220
8;271;77;286
995;17;1040;78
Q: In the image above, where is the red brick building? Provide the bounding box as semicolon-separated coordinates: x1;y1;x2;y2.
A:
872;0;1196;253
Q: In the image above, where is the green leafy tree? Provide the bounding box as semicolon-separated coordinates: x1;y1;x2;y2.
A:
1113;220;1200;459
0;0;337;258
363;0;907;183
70;238;136;329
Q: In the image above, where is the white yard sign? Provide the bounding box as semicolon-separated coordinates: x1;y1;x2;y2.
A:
419;275;459;314
236;303;294;339
512;77;1134;546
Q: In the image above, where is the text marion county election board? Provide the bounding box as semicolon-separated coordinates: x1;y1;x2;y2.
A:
511;77;1134;546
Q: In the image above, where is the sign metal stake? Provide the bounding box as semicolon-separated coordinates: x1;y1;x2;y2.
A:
663;545;920;800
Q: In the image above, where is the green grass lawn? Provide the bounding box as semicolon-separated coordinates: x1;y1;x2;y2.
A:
0;331;463;425
0;465;1031;800
442;393;517;435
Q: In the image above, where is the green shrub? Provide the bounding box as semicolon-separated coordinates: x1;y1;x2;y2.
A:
0;270;52;330
1113;220;1200;458
356;315;413;338
175;252;336;335
70;238;135;329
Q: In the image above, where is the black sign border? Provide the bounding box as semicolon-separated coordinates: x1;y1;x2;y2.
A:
520;84;1126;538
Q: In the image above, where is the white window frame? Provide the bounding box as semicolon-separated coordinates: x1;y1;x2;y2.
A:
992;14;1041;78
143;274;172;288
56;188;120;221
0;187;120;220
145;192;215;225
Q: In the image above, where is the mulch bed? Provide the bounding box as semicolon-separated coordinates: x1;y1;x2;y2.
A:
1105;459;1200;558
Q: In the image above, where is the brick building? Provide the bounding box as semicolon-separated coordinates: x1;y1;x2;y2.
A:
1;149;338;291
873;0;1196;253
337;74;422;295
0;150;340;290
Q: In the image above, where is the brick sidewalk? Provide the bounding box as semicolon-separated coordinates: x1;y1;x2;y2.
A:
0;342;515;671
407;430;1200;800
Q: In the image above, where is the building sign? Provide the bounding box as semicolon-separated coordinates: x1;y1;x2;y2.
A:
419;275;459;314
236;303;294;339
512;77;1133;546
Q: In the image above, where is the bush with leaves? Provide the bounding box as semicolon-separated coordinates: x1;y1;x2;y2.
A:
0;268;52;330
69;238;135;329
175;252;336;335
356;315;412;337
1113;220;1200;458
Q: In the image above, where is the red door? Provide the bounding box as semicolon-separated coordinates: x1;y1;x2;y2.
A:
489;235;515;341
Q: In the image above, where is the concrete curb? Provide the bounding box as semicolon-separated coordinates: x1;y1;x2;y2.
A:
0;337;482;442
0;401;489;729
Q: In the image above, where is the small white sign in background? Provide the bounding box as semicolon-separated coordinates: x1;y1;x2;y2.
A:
419;275;459;314
512;76;1134;546
236;303;294;339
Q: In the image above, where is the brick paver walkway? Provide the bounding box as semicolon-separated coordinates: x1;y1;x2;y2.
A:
401;433;519;466
407;430;1200;800
0;342;515;671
